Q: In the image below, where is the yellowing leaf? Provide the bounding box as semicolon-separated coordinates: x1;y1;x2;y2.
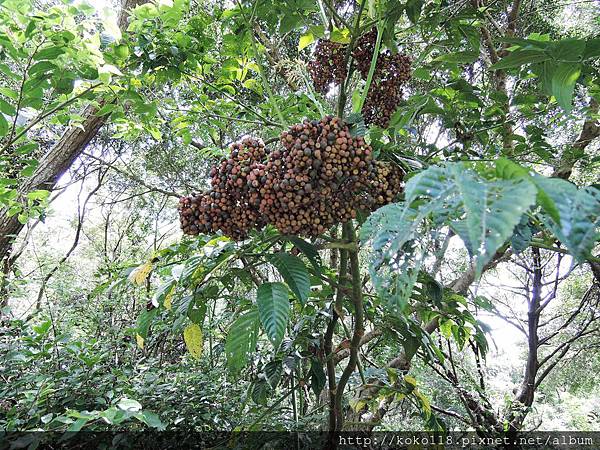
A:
128;261;153;286
404;375;417;386
164;288;174;310
183;323;203;360
136;334;145;349
415;389;431;418
349;398;367;412
298;33;314;51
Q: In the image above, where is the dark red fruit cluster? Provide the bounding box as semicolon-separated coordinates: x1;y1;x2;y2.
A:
308;40;348;93
352;29;412;128
178;117;404;240
178;138;268;240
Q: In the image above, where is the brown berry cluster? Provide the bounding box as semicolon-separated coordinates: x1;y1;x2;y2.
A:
260;116;374;235
308;40;348;93
352;29;412;128
178;117;404;240
178;138;268;240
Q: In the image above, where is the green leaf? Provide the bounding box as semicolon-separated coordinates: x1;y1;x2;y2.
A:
550;39;585;62
28;61;56;76
511;216;534;254
135;411;165;430
264;360;282;388
33;46;65;61
449;167;537;274
225;309;260;372
550;63;581;112
490;49;549;70
280;14;301;33
583;38;600;60
256;282;289;348
251;380;269;405
0;113;8;137
309;360;326;397
534;178;600;262
330;28;350;44
0;98;15;116
136;308;157;340
405;0;423;24
268;252;310;304
96;103;117;116
283;236;322;274
67;417;89;432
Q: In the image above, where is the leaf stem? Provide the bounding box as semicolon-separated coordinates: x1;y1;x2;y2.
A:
354;21;383;113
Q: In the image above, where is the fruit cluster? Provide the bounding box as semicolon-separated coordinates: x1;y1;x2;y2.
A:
352;29;412;128
178;116;404;240
308;40;348;94
178;138;268;240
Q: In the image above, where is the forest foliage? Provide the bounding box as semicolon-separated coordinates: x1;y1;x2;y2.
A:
0;0;599;440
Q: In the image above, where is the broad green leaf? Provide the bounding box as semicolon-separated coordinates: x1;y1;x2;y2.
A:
330;28;351;44
283;236;322;274
33;46;65;61
67;418;89;432
583;38;600;60
136;308;157;341
251;380;269;405
549;38;585;61
264;360;282;388
0;98;15;116
551;63;581;112
134;411;165;430
183;323;203;360
449;166;537;274
534;178;600;262
256;282;289;348
490;49;549;70
224;309;260;372
268;252;310;304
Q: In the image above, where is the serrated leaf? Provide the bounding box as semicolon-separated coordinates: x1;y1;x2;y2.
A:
256;282;289;348
449;167;537;274
224;309;260;372
183;323;203;360
268;253;310;304
534;178;600;261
